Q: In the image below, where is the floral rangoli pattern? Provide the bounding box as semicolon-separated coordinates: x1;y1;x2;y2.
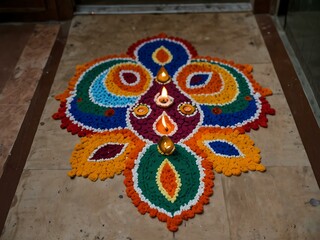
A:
53;34;275;232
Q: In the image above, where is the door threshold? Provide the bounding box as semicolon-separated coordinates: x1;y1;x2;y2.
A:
75;3;252;15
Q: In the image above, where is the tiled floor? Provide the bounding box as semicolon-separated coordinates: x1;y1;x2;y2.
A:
1;13;320;239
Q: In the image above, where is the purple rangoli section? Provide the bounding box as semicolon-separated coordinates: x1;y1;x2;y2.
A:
90;144;125;160
122;72;138;85
129;81;201;143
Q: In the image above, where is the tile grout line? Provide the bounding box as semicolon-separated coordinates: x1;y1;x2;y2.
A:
220;177;233;239
0;21;71;236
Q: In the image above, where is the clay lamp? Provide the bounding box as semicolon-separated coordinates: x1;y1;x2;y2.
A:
157;115;175;155
155;113;176;135
156;66;171;83
158;136;175;155
133;104;149;117
179;103;196;115
155;86;174;108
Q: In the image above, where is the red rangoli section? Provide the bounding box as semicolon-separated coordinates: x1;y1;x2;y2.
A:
160;162;178;198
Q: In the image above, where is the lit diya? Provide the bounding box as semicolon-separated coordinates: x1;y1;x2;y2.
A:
178;103;196;115
157;136;175;155
157;113;175;155
154;112;177;136
133;104;150;117
156;66;171;83
155;86;174;108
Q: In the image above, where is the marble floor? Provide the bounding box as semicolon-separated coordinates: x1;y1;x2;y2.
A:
1;13;320;239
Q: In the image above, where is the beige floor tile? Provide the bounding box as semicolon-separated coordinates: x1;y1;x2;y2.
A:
250;63;284;96
49;62;76;97
249;94;309;167
3;170;229;240
176;174;230;240
24;128;76;170
60;13;271;64
25;96;78;170
228;61;309;167
222;166;320;240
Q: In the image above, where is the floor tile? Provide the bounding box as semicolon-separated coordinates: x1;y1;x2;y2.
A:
63;13;271;64
25;127;78;170
2;170;229;240
249;94;309;167
49;61;76;97
24;96;78;170
250;63;284;96
222;166;320;240
176;174;230;239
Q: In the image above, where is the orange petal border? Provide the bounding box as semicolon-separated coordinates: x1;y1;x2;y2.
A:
68;129;145;181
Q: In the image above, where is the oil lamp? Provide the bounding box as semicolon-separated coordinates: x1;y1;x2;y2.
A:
133;104;149;117
154;112;176;136
155;86;174;108
156;66;171;83
158;136;175;155
178;103;196;115
157;114;175;155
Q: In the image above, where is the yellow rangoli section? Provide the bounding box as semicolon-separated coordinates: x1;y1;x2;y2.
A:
176;62;240;105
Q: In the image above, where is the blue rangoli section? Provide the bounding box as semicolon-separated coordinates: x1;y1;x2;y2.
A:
68;98;128;130
208;141;240;156
189;74;210;87
200;98;259;128
90;71;138;107
135;39;191;77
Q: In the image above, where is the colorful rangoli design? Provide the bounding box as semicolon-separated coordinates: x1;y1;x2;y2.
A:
53;34;275;232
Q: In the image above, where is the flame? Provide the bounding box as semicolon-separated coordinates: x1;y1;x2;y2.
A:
161;115;168;131
155;112;176;135
161;86;168;98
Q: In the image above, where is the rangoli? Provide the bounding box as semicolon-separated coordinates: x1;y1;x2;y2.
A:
53;34;275;232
